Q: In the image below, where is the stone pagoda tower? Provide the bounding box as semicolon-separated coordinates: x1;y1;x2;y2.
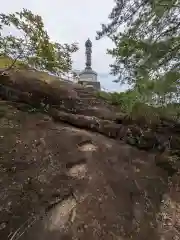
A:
78;39;101;90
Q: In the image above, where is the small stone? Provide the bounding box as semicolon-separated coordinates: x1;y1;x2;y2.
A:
0;222;6;230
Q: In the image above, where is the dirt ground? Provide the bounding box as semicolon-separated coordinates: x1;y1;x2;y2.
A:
0;71;180;240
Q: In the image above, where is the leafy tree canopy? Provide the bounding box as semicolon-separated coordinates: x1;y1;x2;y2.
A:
0;8;78;75
96;0;180;105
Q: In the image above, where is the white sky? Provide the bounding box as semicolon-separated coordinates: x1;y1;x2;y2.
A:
1;0;126;91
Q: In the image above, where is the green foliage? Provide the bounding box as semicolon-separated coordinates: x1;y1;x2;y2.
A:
96;90;141;113
96;90;180;123
96;0;180;111
0;56;23;68
0;9;78;75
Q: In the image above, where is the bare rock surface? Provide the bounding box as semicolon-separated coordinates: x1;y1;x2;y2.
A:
0;71;180;240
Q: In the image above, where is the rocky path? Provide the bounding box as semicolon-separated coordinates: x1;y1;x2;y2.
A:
0;70;180;240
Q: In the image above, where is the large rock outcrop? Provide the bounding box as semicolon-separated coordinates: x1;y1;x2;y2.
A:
0;70;180;240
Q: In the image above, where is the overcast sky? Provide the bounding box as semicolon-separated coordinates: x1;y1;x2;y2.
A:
1;0;126;91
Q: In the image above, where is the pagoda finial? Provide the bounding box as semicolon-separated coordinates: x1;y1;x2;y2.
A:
85;38;92;69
